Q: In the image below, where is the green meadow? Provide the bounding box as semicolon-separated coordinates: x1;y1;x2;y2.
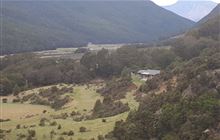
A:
1;78;140;140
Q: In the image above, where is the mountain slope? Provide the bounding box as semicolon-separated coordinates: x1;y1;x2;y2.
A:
198;3;220;24
1;1;194;54
164;1;217;21
109;13;220;140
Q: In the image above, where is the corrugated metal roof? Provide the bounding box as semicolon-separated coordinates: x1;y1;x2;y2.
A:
137;69;160;76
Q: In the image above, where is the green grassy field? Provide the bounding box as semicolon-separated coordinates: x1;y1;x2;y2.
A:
1;82;139;140
0;103;52;120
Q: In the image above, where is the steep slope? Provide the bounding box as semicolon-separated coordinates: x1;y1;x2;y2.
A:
198;3;220;24
1;1;194;54
195;15;220;40
109;11;220;140
164;1;217;21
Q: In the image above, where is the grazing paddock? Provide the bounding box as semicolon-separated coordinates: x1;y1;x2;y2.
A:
64;85;103;113
0;103;52;120
1;83;139;140
2;112;129;140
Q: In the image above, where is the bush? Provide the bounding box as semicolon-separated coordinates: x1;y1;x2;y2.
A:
61;131;68;135
92;98;130;118
2;98;7;103
0;119;10;122
79;127;87;132
16;124;21;129
50;121;57;126
51;96;71;110
97;135;105;140
12;98;20;103
50;130;56;139
39;118;47;126
17;133;26;139
70;111;77;116
27;129;36;137
68;130;74;136
57;124;62;130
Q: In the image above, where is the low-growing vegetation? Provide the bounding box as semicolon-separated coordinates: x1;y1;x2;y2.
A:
92;97;130;118
19;86;73;109
108;16;220;140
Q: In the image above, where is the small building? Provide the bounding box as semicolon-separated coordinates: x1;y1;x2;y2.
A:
137;69;160;81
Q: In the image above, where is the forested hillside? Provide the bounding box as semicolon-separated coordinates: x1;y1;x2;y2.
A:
108;12;220;140
1;1;194;54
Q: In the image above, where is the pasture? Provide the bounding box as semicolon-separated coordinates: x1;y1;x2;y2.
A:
1;82;139;140
34;43;124;60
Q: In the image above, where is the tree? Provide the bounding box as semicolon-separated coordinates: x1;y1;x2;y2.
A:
121;67;131;82
13;84;20;95
93;99;102;113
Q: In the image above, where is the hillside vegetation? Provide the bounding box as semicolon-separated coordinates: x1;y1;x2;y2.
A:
1;1;194;54
0;4;219;140
198;4;220;24
108;13;220;140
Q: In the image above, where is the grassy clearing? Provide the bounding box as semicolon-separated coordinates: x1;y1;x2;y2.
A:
131;73;145;87
0;103;52;120
121;91;139;111
58;85;103;115
1;83;139;140
2;112;128;140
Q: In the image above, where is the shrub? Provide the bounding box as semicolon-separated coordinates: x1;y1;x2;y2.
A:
50;130;56;140
70;111;76;116
0;119;10;122
67;130;74;136
50;121;57;126
28;129;36;137
17;133;26;139
12;98;20;103
2;98;7;103
97;135;105;140
61;131;68;135
79;127;87;132
6;129;11;133
62;130;74;136
39;118;47;126
16;124;21;129
51;86;59;93
57;124;62;130
51;96;71;110
92;98;130;118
